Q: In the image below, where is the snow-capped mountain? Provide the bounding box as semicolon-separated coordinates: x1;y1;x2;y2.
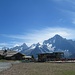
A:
11;43;28;52
2;47;9;50
20;34;75;58
43;34;75;57
20;42;55;57
3;34;75;58
43;34;75;52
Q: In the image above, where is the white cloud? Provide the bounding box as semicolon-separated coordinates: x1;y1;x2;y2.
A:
72;19;75;24
1;27;75;47
0;43;8;46
0;42;23;49
52;0;75;25
13;44;20;47
53;0;75;3
0;43;10;49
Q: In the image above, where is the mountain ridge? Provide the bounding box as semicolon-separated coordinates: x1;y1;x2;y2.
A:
1;34;75;58
21;34;75;58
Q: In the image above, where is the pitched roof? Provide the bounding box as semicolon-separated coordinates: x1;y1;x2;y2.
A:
0;50;18;57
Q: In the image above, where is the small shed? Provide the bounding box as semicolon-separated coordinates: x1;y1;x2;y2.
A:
23;56;32;61
38;52;64;62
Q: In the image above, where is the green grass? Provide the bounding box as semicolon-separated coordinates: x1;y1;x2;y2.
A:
25;63;75;75
0;59;7;62
61;70;75;75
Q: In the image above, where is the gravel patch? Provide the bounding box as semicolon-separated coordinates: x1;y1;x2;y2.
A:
0;62;11;72
0;61;21;72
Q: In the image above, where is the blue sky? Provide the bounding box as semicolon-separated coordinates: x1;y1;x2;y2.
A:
0;0;75;48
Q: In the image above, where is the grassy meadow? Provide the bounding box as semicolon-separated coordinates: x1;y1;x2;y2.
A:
0;62;75;75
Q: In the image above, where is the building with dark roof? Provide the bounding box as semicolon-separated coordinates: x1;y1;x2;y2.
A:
38;52;64;62
0;50;25;60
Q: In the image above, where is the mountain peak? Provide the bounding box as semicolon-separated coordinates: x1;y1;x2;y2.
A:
11;43;28;52
43;34;64;45
54;34;62;38
21;43;28;49
21;43;27;46
36;42;41;45
52;34;63;40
